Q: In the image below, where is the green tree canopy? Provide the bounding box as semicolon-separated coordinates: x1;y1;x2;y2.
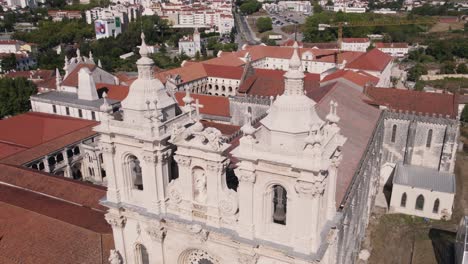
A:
0;77;37;118
240;0;262;14
407;63;428;82
256;17;272;33
1;54;17;73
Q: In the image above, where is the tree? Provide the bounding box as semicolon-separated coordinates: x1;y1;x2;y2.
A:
441;61;456;74
240;0;261;14
256;17;272;33
457;63;468;74
0;77;37;118
407;63;427;82
461;104;468;123
1;54;17;73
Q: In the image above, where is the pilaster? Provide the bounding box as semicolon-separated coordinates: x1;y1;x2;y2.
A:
236;163;256;239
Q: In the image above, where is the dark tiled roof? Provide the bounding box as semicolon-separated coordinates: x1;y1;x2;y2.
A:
364;87;458;118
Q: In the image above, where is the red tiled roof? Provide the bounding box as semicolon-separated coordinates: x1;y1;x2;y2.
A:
345;48;393;72
0;163;107;211
0;142;27;160
238;69;321;97
0;184;113;264
203;64;244;79
314;81;381;208
0;112;97;148
62;64;97;87
364;87;458;118
96;83;129;101
0;40;22;45
322;69;379;87
375;42;408;49
174;92;230;117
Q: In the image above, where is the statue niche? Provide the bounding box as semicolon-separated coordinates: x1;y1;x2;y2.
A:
192;166;207;204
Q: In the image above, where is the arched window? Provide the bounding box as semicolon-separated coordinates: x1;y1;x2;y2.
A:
135;243;149;264
415;194;424;210
433;199;440;213
272;185;287;225
391;124;397;143
426;129;433;148
128;155;143;190
400;193;407;207
57;153;64;163
73;146;80;155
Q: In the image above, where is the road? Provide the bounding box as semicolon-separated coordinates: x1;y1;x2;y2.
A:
234;12;260;47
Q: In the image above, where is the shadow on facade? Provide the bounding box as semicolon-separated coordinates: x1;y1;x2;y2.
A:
429;228;456;264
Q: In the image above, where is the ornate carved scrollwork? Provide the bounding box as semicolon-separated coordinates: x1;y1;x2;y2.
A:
143;154;157;163
100;143;115;154
108;249;122;264
294;180;326;199
168;182;183;204
187;224;209;243
173;155;191;167
219;189;238;216
105;213;126;228
146;224;167;242
238;171;256;183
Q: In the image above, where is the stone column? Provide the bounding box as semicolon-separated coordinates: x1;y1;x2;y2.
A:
62;149;72;178
293;179;325;254
236;164;256;239
146;222;166;264
206;161;224;228
105;213;128;263
43;156;51;173
100;142;120;203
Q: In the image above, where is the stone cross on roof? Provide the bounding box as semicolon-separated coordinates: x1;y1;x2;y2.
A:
193;99;204;121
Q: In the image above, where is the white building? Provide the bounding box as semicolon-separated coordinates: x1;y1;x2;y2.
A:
6;0;35;8
98;37;349;264
273;1;312;13
341;38;370;52
375;42;409;58
0;40;23;53
389;163;455;220
85;4;139;25
178;28;201;57
95;18;123;39
30;50;121;122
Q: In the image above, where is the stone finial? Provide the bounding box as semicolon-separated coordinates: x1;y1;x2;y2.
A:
241;108;256;136
326;100;340;124
108;249;122;264
100;92;113;113
89;51;94;61
98;59;103;68
55;68;62;89
183;86;194;106
139;32;149;57
76;48;81;60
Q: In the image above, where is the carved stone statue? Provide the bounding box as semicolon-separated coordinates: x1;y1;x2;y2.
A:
193;167;207;203
108;249;122;264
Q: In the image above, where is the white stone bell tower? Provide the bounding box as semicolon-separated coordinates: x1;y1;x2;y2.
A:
232;42;347;261
95;33;193;263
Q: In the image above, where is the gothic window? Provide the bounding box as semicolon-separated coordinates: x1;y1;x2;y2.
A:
272;185;287;225
228;87;232;92
67;149;73;158
225;167;238;191
433;199;440;213
32;164;38;170
39;162;45;170
391;124;397;143
57;153;64;163
400;193;407;207
426;129;433;148
73;146;80;155
128;155;143;190
135;243;149;264
415;194;424;211
52;105;57;113
78;109;83;118
65;107;70;116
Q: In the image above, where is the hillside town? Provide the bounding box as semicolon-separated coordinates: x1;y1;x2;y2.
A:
0;0;467;263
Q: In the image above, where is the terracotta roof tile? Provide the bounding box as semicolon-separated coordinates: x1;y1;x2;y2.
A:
0;112;97;148
342;38;369;43
364;87;457;118
322;69;379;87
345;48;393;72
174;92;230;117
96;83;129;101
0;163;107;211
62;64;97;87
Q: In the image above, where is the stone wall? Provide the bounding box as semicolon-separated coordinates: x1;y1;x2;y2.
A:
229;95;271;126
337;113;384;264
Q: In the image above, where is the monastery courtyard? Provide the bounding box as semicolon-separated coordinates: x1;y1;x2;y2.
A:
365;125;468;264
